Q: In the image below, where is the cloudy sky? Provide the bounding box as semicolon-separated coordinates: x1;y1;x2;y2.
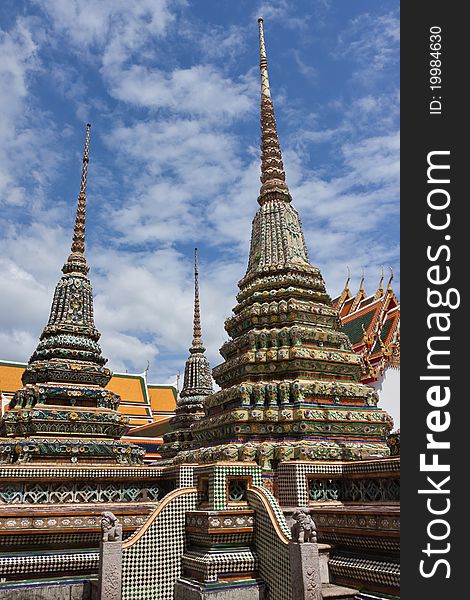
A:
0;0;399;385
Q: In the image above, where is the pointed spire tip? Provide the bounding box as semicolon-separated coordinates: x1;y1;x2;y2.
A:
67;123;91;263
257;14;291;202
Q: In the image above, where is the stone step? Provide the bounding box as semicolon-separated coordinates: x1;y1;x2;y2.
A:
322;583;359;599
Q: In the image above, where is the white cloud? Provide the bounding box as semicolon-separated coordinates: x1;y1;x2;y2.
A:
105;63;255;118
0;18;41;206
35;0;175;54
335;9;399;84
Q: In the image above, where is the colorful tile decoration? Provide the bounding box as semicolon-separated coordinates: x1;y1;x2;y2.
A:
174;19;393;473
0;125;143;466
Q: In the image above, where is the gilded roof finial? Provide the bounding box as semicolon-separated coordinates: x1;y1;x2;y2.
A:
345;266;351;290
359;269;365;292
191;248;204;352
374;268;385;299
257;17;290;204
334;267;352;310
387;267;394;290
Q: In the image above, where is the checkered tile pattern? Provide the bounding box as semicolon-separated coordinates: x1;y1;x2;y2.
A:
277;459;400;506
317;532;399;554
0;466;167;480
187;532;254;547
277;462;315;506
0;532;101;548
204;465;262;510
177;465;195;488
0;550;98;576
247;487;292;600
182;547;257;582
329;554;400;590
121;490;198;600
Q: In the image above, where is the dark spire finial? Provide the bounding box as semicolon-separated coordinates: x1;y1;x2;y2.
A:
257;18;290;204
63;124;91;275
191;248;204;352
71;124;91;255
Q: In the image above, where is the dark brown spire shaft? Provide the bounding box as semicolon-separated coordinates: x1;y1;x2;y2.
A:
191;248;204;352
71;124;91;255
258;17;290;203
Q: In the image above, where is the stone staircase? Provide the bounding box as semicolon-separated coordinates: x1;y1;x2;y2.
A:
319;543;358;600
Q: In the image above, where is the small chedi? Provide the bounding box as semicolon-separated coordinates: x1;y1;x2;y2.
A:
160;249;213;457
0;124;142;466
175;17;393;470
0;126;181;586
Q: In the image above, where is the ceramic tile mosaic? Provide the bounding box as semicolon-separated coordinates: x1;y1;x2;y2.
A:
0;532;101;548
317;532;399;554
277;459;400;507
246;487;292;600
187;532;254;547
0;550;98;577
329;554;400;590
196;464;262;510
121;490;197;600
182;547;257;582
0;466;166;480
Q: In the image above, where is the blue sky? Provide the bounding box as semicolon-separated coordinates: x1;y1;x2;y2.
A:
0;0;399;385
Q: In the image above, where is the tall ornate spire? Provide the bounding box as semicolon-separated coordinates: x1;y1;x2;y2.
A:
160;249;213;458
244;18;310;277
175;19;393;469
258;17;290;203
191;248;204;353
0;124;143;465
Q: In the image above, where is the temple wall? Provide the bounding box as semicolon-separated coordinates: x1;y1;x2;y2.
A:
121;488;198;600
246;487;292;600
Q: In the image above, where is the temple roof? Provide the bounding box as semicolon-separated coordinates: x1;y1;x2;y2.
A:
335;271;400;383
0;360;176;428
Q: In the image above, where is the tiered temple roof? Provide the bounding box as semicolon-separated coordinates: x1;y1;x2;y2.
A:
174;18;393;469
0;125;143;465
160;249;213;457
333;270;400;385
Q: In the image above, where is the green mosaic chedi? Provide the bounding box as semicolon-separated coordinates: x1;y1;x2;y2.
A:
0;125;143;465
176;19;393;468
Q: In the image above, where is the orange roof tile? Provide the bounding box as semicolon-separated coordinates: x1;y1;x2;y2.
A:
0;361;25;393
148;385;177;414
0;362;175;428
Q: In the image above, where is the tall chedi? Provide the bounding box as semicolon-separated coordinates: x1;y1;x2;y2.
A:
161;249;213;457
0;125;143;465
176;18;393;469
